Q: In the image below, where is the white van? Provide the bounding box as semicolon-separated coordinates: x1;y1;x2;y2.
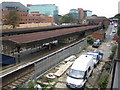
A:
66;54;94;88
86;52;103;65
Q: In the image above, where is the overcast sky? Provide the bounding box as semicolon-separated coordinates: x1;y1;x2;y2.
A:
0;0;120;18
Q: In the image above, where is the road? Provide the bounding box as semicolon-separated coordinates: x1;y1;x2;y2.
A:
52;25;116;89
105;24;116;41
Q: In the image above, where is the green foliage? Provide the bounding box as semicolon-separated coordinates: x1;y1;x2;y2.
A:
117;27;120;36
87;36;94;45
117;18;120;36
109;45;117;59
47;79;55;82
111;45;117;52
104;63;111;71
39;83;52;89
92;14;97;17
5;10;20;28
98;74;109;88
59;13;74;24
28;80;36;90
114;14;120;19
19;84;26;90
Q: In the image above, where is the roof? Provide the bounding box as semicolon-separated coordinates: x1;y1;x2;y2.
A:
86;16;108;20
2;25;98;44
2;24;86;33
0;2;29;12
84;10;92;12
28;4;56;6
71;54;93;71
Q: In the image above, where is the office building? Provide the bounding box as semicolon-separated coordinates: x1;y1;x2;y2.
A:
69;9;79;20
27;4;59;22
69;8;84;23
0;2;29;24
84;10;92;19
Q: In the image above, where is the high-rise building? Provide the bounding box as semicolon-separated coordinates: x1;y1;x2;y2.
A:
27;4;59;22
78;8;84;23
69;8;84;23
69;9;79;20
84;10;92;19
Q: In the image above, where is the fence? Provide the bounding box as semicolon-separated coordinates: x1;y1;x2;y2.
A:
34;38;87;79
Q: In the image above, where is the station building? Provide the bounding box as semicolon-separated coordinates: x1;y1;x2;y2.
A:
86;16;110;28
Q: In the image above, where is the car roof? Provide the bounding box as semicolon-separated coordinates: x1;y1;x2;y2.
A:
87;52;99;55
94;42;98;44
96;39;100;42
71;54;93;71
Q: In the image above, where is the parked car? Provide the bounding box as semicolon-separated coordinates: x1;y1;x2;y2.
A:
112;30;116;33
92;42;100;48
92;39;101;48
86;52;103;65
95;39;101;45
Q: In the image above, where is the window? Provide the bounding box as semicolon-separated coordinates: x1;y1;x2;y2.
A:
68;69;85;79
88;67;91;72
6;7;17;10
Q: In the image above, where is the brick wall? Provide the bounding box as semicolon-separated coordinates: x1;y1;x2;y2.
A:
92;32;103;40
1;10;54;25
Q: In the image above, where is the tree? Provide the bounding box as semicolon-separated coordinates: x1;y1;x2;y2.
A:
92;14;97;17
5;10;20;28
59;13;74;24
114;13;120;19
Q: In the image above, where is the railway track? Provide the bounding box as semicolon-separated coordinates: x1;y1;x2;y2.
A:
2;64;34;89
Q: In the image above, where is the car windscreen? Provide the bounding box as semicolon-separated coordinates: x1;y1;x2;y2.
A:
68;69;85;79
87;54;97;59
93;42;98;44
96;40;100;42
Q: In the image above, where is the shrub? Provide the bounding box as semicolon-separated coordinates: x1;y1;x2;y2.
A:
28;80;36;90
98;74;109;88
109;45;117;59
87;36;94;45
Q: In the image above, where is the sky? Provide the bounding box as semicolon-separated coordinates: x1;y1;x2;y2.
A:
0;0;120;18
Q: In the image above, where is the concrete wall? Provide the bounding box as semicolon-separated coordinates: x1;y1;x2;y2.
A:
34;38;87;79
